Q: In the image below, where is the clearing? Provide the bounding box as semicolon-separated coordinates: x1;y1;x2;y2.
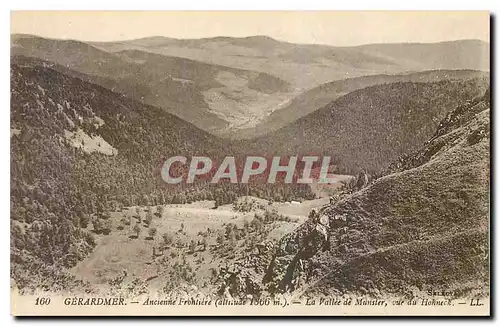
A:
70;196;329;297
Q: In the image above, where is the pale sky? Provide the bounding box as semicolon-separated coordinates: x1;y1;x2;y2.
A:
11;11;490;46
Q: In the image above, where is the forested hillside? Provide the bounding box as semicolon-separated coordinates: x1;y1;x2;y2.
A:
245;78;489;174
234;70;489;138
10;62;224;290
10;62;314;292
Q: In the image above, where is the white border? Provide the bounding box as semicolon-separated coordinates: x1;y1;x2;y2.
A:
2;1;497;325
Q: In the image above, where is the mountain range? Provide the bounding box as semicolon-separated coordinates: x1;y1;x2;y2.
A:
10;33;490;296
12;34;489;137
92;36;489;89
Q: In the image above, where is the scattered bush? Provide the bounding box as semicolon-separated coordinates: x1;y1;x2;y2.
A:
133;224;141;237
148;227;157;238
145;210;153;226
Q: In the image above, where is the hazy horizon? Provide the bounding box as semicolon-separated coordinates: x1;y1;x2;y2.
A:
11;11;490;47
10;32;491;48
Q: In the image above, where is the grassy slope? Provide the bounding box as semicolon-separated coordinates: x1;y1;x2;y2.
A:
264;91;490;298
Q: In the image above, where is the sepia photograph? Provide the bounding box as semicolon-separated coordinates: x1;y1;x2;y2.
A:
9;10;491;316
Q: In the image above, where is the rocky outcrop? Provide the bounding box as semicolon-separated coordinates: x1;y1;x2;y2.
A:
215;241;275;299
262;208;337;293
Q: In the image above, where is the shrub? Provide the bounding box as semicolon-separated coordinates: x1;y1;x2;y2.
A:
156;205;164;217
79;212;91;228
162;232;173;246
188;240;197;254
101;219;112;235
145;210;153;226
133;224;141;237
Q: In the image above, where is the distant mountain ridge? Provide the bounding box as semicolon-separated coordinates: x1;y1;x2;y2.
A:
11;34;490;139
90;35;490;89
11;34;292;134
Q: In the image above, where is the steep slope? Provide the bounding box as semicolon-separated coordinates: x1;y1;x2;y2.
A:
233;70;490;138
10;62;228;292
263;90;490;298
11;34;292;134
93;36;490;90
245;78;489;174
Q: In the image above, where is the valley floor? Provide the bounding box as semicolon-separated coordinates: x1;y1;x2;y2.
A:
69;196;329;297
